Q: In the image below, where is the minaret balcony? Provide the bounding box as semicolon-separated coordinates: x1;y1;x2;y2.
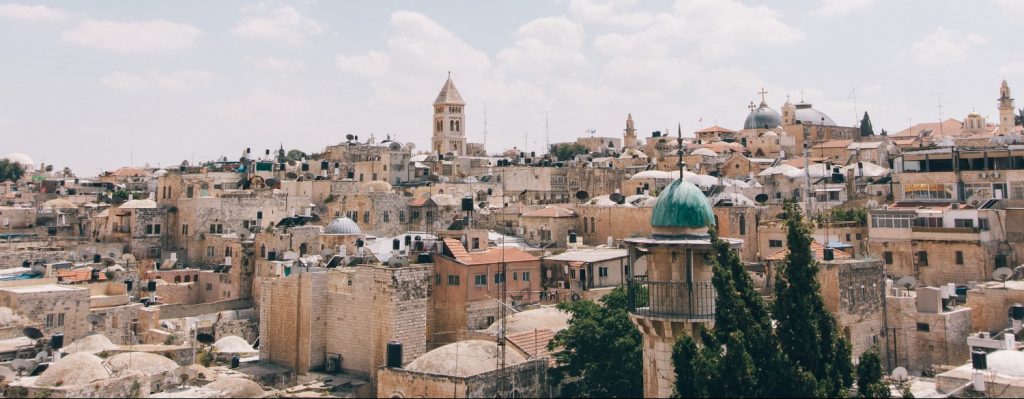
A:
627;276;715;321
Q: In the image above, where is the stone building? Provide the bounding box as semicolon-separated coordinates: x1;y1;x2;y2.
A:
885;286;972;375
625;177;742;398
966;280;1024;334
431;238;541;344
259;263;431;381
432;75;468;157
519;206;577;248
542;248;647;302
90;198;167;260
376;340;549;398
0;279;90;341
817;258;886;360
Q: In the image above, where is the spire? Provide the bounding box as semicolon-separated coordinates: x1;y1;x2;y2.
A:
677;123;686;175
434;73;466;105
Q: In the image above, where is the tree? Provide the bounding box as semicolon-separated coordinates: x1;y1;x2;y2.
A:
1016;107;1024;126
773;200;855;397
860;112;875;136
285;149;307;162
856;349;890;398
549;143;589;161
549;286;644;397
0;159;25;182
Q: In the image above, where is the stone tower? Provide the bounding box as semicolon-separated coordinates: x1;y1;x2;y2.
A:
782;96;796;126
999;79;1015;135
624;113;637;150
625;178;741;398
432;74;467;156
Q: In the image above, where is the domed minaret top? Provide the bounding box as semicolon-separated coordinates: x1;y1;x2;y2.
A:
999;79;1015;135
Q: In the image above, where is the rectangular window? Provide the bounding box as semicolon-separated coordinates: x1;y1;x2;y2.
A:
599;267;609;277
916;322;930;332
45;314;54;328
914;217;943;228
146;224;153;235
494;273;505;284
225;247;232;257
1011;181;1024;199
399;210;406;222
903;183;954;200
154;224;161;234
917;251;928;266
474;274;486;286
523;271;530;282
363;211;370;224
955;251;964;265
979;218;990;231
954;219;974;228
435;273;440;285
383;211;390;223
182;224;188;235
57;313;64;327
871;213;914;228
207;246;214;257
769;240;783;248
512;271;518;281
883;251;893;265
206;283;213;291
471;238;480;250
448;275;460;286
412;211;420;220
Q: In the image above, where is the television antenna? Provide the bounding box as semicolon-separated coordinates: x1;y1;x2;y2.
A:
586;128;596;138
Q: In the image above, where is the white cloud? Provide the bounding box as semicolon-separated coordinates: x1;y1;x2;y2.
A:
0;3;68;21
231;6;322;44
1000;61;1024;76
497;17;588;73
910;27;986;66
61;19;201;52
810;0;876;17
209;88;310;121
336;51;389;76
592;0;802;59
568;0;654;28
100;70;213;92
254;57;306;72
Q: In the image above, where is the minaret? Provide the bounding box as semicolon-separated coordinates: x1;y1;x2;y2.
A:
623;113;637;150
431;73;467;156
999;79;1015;135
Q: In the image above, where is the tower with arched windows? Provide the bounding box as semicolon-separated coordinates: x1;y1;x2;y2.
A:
431;74;467;157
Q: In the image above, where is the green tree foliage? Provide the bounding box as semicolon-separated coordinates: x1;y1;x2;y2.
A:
549;143;589;161
285;149;307;161
549;286;644;397
1016;107;1024;126
860;112;875;136
773;200;854;397
0;159;25;182
673;228;791;397
828;207;868;225
857;349;891;398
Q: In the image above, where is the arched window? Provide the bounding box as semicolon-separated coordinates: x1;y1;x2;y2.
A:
260;244;266;259
582;217;588;233
194;275;199;282
450;120;455;131
436;120;442;132
174;276;181;283
299;243;308;256
184;275;191;283
590;217;596;233
739;214;746;235
455;120;460;132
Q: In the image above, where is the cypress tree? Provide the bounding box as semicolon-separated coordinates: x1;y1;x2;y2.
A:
857;349;891;398
773;200;854;397
860;112;875;136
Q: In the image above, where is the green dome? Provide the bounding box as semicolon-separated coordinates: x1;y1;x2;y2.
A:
651;179;715;228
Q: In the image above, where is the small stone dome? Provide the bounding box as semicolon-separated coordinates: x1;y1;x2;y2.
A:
689;148;718;157
205;377;266;398
105;352;179;377
324;217;361;235
406;340;526;377
743;104;782;130
363;180;392;193
214;335;257;354
483;307;570;334
794;102;836;126
41;199;77;210
651;179;715;231
35;352;108;387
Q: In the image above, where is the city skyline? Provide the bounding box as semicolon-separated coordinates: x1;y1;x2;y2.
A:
2;0;1023;174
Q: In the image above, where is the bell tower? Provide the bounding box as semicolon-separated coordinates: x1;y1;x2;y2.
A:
999;79;1015;135
432;73;467;156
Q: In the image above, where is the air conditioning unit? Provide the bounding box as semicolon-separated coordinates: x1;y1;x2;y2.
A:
979;172;988;178
992;172;1001;179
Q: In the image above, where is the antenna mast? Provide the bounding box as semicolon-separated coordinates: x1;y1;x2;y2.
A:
483;102;488;155
849;87;859;127
933;91;947;135
541;111;551;154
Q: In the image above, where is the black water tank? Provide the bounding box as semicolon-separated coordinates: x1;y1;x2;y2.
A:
125;280;133;291
147;280;157;291
1013;304;1024;320
90;269;99;282
404;235;412;246
386;341;403;368
569;232;577;244
356;239;364;248
972;350;988;370
230;355;240;369
93;254;102;263
461;196;474;212
417;253;432;264
268;251;276;260
50;333;64;349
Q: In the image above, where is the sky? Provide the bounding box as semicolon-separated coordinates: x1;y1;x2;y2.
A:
2;0;1023;175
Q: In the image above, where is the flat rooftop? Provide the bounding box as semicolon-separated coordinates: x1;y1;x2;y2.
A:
0;284;83;293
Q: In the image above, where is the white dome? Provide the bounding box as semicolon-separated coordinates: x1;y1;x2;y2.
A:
629;170;672;180
406;340;526;377
35;352;108;387
324;217;361;235
483;307;570;334
4;153;34;170
690;148;718;157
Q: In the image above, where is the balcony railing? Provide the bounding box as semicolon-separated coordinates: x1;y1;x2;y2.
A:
911;226;980;234
628;276;715;320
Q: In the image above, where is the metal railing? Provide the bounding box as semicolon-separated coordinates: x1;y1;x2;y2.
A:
628;276;715;320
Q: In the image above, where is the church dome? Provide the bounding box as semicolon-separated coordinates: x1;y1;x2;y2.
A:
324;217;361;235
4;153;34;170
650;178;715;230
743;104;782;130
794;103;836;126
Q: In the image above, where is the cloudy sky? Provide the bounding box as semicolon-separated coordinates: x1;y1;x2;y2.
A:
2;0;1023;175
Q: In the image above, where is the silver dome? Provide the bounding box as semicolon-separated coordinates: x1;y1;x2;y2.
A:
793;103;835;126
743;104;782;130
324;217;361;235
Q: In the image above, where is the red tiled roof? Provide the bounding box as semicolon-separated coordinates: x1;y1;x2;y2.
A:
443;238;539;265
695;125;736;134
56;268;107;284
507;328;559;366
816;139;854;149
765;241;852;261
784;157;828;167
407;198;429;207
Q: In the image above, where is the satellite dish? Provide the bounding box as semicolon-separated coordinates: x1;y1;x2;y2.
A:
575;191;590;201
11;359;37;376
346;134;354;141
195;333;216;345
609;192;625;204
896;276;917;290
120;253;136;263
86;314;104;328
174;365;197;384
754;193;769;203
994;267;1013;282
22;327;43;340
891;366;908;382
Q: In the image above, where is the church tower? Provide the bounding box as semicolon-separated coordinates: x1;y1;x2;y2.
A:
782;95;796;126
999;79;1015;135
623;113;637;150
432;74;467;156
